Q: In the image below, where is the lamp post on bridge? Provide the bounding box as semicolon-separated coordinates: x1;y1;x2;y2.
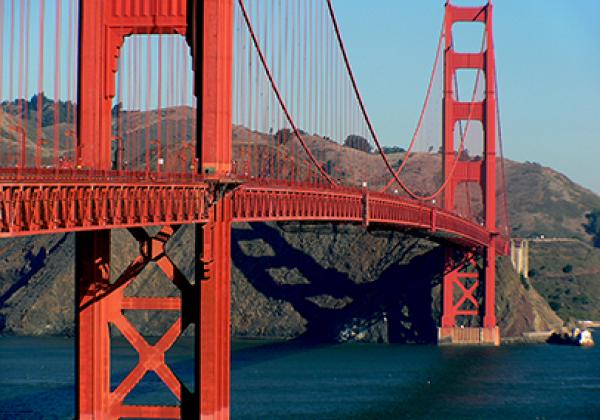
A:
178;140;194;175
111;135;125;171
150;138;163;173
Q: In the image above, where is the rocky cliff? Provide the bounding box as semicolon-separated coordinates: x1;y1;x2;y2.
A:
0;221;562;342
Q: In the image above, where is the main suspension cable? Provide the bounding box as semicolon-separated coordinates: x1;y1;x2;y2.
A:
326;0;483;201
237;0;335;185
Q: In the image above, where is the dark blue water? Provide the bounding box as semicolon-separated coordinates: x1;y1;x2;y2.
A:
1;336;599;419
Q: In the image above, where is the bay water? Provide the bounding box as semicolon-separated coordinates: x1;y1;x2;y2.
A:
0;335;599;419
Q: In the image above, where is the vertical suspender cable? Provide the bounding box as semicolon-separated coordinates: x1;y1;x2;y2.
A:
66;0;73;162
237;0;334;184
253;1;259;177
9;0;15;165
126;41;132;170
182;38;189;172
0;3;4;163
290;0;296;182
309;0;315;181
276;0;282;179
24;0;32;166
36;0;44;169
262;1;268;177
145;35;152;174
282;0;289;181
157;35;162;173
17;0;25;167
303;0;308;174
117;41;124;171
167;36;174;172
72;0;79;160
246;1;252;176
137;37;143;170
53;0;61;168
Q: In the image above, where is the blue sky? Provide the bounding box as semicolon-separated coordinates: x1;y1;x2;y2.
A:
0;0;77;102
331;0;600;193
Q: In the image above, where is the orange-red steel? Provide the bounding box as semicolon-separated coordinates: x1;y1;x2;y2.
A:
77;0;187;170
76;0;235;418
0;175;504;251
197;196;232;418
76;226;193;419
0;181;208;237
441;1;499;341
231;183;496;249
195;1;235;415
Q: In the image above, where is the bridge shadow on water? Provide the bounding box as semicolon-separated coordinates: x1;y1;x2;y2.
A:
231;222;444;344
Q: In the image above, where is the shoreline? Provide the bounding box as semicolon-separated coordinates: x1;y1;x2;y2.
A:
0;333;556;345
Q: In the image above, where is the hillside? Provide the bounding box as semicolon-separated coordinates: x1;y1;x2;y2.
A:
1;101;600;340
504;160;600;241
526;240;600;321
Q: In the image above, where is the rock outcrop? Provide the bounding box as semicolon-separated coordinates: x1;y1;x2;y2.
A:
0;222;562;342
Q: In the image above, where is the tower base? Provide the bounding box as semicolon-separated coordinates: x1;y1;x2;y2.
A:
437;327;500;346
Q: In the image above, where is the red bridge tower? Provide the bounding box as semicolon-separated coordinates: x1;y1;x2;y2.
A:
77;0;234;418
439;1;500;345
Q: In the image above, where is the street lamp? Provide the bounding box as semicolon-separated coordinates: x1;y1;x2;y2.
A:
150;139;162;173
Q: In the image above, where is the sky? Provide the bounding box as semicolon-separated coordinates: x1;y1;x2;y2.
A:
331;0;600;193
0;0;78;102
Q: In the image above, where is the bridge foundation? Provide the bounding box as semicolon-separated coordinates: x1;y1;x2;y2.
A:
438;248;500;346
438;327;500;346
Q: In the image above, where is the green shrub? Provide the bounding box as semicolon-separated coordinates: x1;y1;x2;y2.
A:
573;295;591;305
520;275;531;290
584;210;600;248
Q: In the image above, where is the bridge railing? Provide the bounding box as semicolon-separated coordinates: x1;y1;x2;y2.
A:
0;167;206;184
0;182;208;237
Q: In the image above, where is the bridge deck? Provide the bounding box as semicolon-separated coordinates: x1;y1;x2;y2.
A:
0;171;505;253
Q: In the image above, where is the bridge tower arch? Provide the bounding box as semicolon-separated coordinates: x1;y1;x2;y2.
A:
76;1;234;419
439;1;500;345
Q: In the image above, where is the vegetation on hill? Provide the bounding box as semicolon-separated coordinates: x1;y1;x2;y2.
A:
527;241;600;321
0;93;74;127
343;134;372;153
504;160;600;242
584;210;600;247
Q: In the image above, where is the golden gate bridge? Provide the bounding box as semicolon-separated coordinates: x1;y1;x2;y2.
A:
0;0;510;418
